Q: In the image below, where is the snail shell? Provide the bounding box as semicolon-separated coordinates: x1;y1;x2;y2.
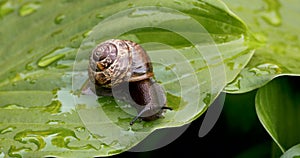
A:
88;39;172;125
88;39;153;88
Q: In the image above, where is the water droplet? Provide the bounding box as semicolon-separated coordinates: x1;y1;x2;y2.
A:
225;75;242;92
51;29;63;37
174;0;183;5
127;3;134;7
249;63;281;76
43;100;62;114
25;62;34;71
203;93;211;105
0;0;15;17
75;127;85;132
10;73;21;81
95;13;104;19
82;30;92;38
165;64;176;71
0;104;27;109
189;60;195;64
261;0;282;26
29;79;37;84
7;73;25;86
54;14;66;24
46;120;65;125
19;2;41;17
14;128;78;150
129;8;156;17
119;103;132;109
0;126;16;134
24;77;37;84
55;88;76;113
38;47;74;67
8;146;31;158
121;127;135;136
261;11;281;26
69;35;83;48
227;62;243;70
253;32;267;43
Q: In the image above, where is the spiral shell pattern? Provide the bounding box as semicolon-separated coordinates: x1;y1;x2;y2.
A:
88;39;153;88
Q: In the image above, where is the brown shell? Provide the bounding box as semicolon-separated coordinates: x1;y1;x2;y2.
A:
88;39;153;88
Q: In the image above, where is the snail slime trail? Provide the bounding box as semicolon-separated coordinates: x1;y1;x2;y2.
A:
88;39;172;125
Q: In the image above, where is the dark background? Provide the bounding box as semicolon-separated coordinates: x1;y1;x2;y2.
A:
109;91;273;158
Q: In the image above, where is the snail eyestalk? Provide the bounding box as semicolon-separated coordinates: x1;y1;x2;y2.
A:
130;107;149;126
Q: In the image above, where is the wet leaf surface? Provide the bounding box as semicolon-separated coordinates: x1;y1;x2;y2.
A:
0;0;254;156
224;0;300;93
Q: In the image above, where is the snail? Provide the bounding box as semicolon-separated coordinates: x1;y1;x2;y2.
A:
88;39;172;125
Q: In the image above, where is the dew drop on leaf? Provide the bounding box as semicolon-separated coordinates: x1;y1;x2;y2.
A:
261;11;282;26
8;146;31;158
29;79;37;84
54;14;66;24
249;63;281;76
203;93;211;105
82;30;92;38
227;62;243;70
25;62;34;71
165;64;176;71
18;2;40;17
0;104;27;109
51;29;63;37
174;0;183;5
43;100;62;114
46;120;65;125
127;3;134;7
0;0;15;17
261;0;282;26
224;75;243;92
75;127;85;132
95;13;104;19
0;126;16;134
38;47;74;67
69;35;83;48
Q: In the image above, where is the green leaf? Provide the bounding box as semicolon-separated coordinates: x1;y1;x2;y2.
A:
281;144;300;158
0;0;254;157
255;77;300;153
223;0;300;93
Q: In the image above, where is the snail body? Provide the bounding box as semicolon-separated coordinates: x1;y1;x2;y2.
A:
88;39;171;125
